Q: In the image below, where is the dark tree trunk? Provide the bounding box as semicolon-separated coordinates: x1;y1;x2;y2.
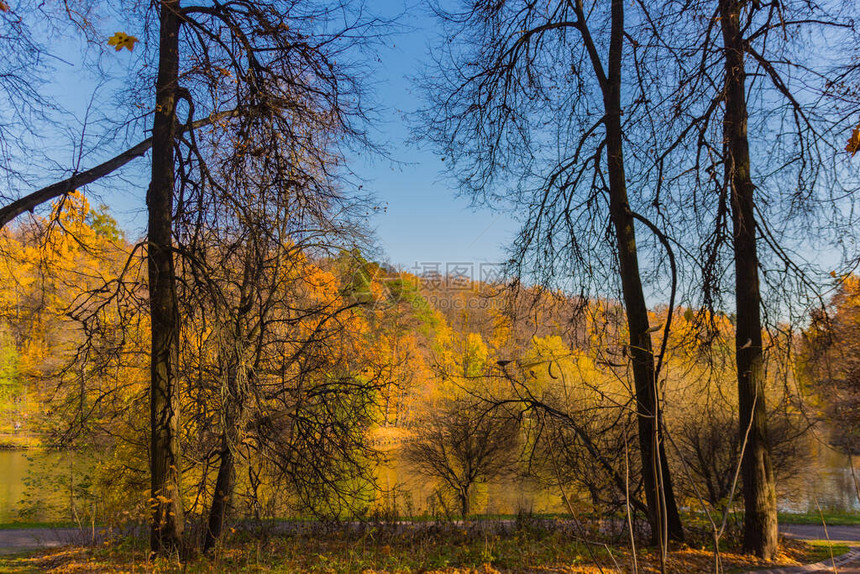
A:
203;434;235;552
719;0;778;560
203;359;244;552
149;0;184;556
459;487;470;519
203;264;255;551
602;0;684;545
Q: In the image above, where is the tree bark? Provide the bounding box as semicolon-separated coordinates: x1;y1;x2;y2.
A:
203;433;235;552
149;0;184;556
602;0;684;545
719;0;778;560
203;358;244;552
459;487;470;519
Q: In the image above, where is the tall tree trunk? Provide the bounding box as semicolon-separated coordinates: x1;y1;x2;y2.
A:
149;0;184;556
204;259;256;551
719;0;778;559
602;0;684;545
203;359;243;552
204;433;235;552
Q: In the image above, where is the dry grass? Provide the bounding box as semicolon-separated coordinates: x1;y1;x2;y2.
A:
0;528;849;574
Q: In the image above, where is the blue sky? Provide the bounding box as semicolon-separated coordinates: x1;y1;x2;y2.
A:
342;0;518;269
21;0;517;271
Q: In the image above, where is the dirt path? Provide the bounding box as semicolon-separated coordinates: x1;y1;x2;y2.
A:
0;528;100;555
781;524;860;542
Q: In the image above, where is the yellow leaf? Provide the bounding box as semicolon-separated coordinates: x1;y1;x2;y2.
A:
847;122;860;156
0;2;10;12
107;32;138;52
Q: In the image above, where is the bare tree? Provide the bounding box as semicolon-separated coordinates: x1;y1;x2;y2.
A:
0;2;73;189
2;0;384;555
405;396;519;518
170;134;381;550
418;0;684;543
628;0;859;557
146;0;183;554
495;349;653;521
719;0;778;554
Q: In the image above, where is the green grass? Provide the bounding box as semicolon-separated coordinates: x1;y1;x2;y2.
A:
791;539;852;566
0;521;78;530
778;511;860;526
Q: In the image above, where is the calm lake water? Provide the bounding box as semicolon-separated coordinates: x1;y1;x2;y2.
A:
0;449;30;522
780;443;860;514
0;450;88;523
0;446;857;524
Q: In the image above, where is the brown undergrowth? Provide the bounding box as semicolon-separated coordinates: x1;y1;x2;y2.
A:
0;526;848;573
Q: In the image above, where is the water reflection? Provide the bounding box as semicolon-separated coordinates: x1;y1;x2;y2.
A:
779;444;860;513
0;450;92;523
376;450;564;517
0;445;856;524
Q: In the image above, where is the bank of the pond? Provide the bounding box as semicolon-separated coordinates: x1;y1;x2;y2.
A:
779;512;860;526
0;434;41;450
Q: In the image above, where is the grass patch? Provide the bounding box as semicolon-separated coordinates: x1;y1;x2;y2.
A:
802;539;851;562
0;526;613;573
0;521;78;530
778;511;860;525
732;539;852;573
0;551;43;574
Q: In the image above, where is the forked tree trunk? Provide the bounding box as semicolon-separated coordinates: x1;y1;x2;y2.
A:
149;0;184;556
719;0;778;560
602;0;684;545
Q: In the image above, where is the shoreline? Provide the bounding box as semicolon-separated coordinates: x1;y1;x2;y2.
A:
0;434;41;450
